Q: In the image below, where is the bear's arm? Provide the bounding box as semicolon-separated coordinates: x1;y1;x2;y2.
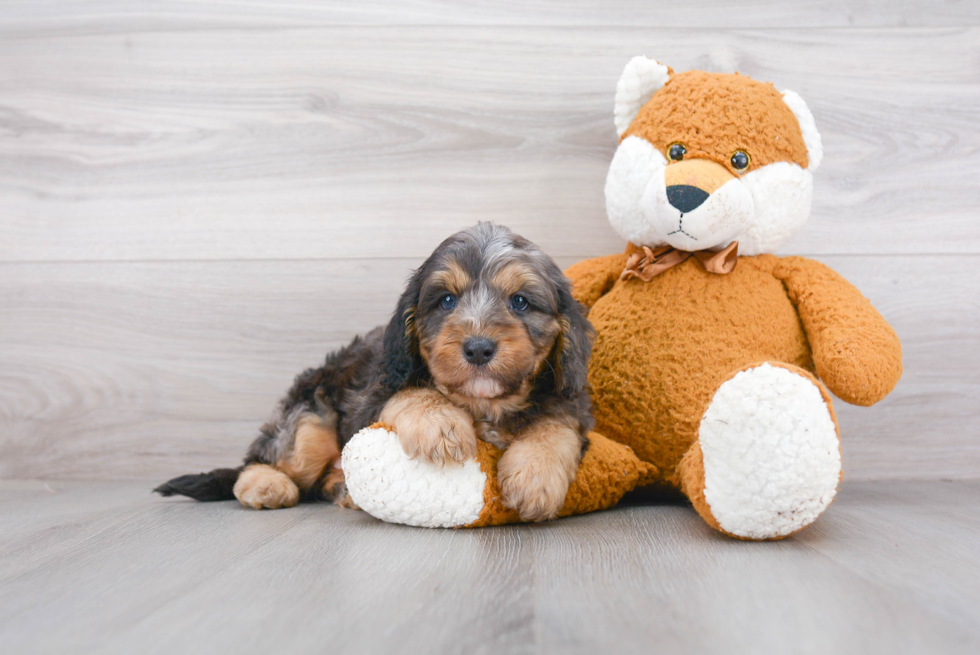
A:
564;253;630;309
774;256;902;407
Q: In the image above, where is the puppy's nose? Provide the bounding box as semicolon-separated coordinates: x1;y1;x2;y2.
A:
666;185;709;213
463;337;496;366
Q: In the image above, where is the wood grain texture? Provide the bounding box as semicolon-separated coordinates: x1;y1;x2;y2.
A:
1;0;978;31
0;479;978;653
0;258;408;480
1;27;979;261
0;4;977;483
797;481;980;634
1;255;976;481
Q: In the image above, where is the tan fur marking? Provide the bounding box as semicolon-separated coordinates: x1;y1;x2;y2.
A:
431;261;472;296
497;420;582;521
548;316;572;392
491;262;536;297
321;464;358;509
278;414;341;491
480;320;538;380
335;493;360;510
474;420;514;449
422;315;543;404
321;465;346;497
424;306;559;421
442;385;530;424
379;388;478;467
664;158;735;195
234;463;300;510
421;327;473;394
418;250;562;416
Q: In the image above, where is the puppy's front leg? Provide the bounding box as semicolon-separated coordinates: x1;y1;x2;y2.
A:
498;420;584;521
379;388;477;466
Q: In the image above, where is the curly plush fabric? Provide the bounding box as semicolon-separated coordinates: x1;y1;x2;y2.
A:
570;249;816;485
774;257;902;406
343;425;657;528
624;70;809;173
343;61;902;538
342;424;488;528
467;430;658;527
679;362;842;540
564;246;900;538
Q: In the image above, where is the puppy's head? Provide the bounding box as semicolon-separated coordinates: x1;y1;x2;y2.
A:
381;223;592;408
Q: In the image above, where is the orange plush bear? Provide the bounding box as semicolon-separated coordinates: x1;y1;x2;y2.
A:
342;58;902;539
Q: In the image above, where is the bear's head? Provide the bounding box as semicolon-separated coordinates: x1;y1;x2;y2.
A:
605;57;822;255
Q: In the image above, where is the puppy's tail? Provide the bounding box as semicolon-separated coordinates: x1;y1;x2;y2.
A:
153;467;242;502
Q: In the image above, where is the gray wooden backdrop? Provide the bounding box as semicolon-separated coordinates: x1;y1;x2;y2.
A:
1;1;978;482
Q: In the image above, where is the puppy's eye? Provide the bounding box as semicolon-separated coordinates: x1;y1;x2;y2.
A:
731;150;750;171
439;293;457;310
668;143;686;161
510;294;529;311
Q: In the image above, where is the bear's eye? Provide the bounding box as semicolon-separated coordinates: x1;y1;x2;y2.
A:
668;143;686;161
731;150;750;171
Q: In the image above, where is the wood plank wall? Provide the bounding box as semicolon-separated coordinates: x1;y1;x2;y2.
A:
1;1;978;480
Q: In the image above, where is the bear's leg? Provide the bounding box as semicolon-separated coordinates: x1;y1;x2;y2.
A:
341;425;656;528
678;362;841;540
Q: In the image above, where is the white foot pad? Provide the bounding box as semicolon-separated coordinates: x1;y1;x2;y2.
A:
341;426;487;528
700;364;841;539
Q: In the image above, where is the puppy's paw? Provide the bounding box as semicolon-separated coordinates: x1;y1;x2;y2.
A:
395;406;478;467
497;446;574;522
380;390;477;467
234;464;300;509
321;463;359;510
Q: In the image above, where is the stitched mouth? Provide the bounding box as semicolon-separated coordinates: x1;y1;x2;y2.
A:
667;213;697;239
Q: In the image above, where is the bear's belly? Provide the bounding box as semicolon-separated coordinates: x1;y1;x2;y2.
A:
586;256;812;481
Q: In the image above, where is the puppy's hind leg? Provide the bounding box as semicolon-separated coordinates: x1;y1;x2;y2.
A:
236;393;343;510
234;464;300;509
319;460;358;509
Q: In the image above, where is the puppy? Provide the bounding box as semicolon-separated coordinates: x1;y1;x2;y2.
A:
155;223;595;521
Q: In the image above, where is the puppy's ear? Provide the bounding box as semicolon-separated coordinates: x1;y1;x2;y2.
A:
381;268;426;393
552;274;595;398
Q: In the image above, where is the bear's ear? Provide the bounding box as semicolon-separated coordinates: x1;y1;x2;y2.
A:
781;90;823;172
614;56;671;137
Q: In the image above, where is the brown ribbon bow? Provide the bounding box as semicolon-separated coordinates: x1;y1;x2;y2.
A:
620;241;739;282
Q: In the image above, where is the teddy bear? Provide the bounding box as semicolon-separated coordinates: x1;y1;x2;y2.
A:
341;57;903;539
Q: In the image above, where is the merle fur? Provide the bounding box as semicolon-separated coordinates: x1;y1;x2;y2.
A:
154;223;594;502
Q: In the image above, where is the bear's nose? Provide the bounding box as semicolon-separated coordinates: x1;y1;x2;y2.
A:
663;159;734;213
666;185;710;213
463;337;496;366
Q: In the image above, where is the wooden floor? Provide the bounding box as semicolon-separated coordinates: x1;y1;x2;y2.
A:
0;479;977;654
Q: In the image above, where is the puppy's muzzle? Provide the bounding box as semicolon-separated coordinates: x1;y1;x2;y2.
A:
463;337;496;366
